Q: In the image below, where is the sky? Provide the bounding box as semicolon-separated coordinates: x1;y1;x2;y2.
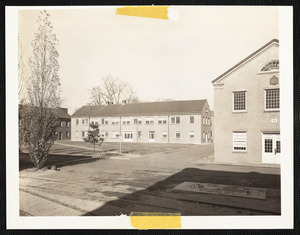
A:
18;6;279;114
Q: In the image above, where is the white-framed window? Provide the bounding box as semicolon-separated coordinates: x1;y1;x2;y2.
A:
233;132;247;152
75;131;79;137
190;116;194;124
171;117;180;124
259;60;279;73
134;119;138;124
138;131;142;138
82;119;85;125
111;119;119;125
162;131;167;139
82;131;85;137
76;119;79;125
233;91;247;112
90;119;98;125
67;122;70;127
202;131;205;140
207;118;210;126
60;121;64;127
158;117;167;125
66;131;70;138
146;118;154;125
122;119;130;125
265;89;280;111
189;131;195;139
111;132;120;138
176;132;180;139
203;117;205;125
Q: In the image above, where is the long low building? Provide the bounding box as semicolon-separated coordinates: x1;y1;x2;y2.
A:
71;99;213;144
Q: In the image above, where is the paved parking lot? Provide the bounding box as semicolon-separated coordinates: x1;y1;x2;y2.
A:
19;141;280;216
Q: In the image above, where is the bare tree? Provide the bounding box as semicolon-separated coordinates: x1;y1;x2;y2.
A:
20;10;61;169
89;76;139;105
18;34;29;104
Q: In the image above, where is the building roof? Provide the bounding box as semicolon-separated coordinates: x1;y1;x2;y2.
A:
211;39;279;84
19;105;71;119
71;100;208;117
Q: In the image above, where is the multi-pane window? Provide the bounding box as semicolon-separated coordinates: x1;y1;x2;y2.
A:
66;131;70;138
122;119;130;125
276;140;281;153
76;119;79;125
67;122;70;127
124;132;133;139
264;139;273;153
112;119;119;125
134;119;138;124
111;132;120;138
146;118;154;125
203;117;205;125
171;117;180;124
233;132;247;151
190;116;194;123
82;131;85;137
233;91;246;111
158;117;167;125
265;89;280;110
138;131;142;138
82;119;85;125
260;60;279;72
176;132;180;139
162;131;167;139
189;131;195;139
61;121;64;127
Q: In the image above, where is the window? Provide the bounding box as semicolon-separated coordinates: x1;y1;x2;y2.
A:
112;119;119;125
111;132;120;138
189;131;195;139
134;119;138;124
122;119;130;125
190;116;194;124
208;119;210;126
146;118;154;125
171;117;180;124
233;91;246;111
138;120;142;125
176;132;180;139
158;117;167;125
203;131;205;140
162;131;167;139
66;131;70;138
264;139;273;153
105;120;108;125
76;119;79;125
233;132;247;151
82;119;85;125
265;89;280;110
75;131;79;137
85;119;88;124
203;117;205;125
82;131;85;137
60;121;64;127
138;131;142;138
67;122;70;127
259;60;279;73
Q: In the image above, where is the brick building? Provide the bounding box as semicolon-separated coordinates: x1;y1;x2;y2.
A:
212;39;280;165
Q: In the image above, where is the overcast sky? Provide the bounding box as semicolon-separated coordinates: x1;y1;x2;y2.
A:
18;6;279;114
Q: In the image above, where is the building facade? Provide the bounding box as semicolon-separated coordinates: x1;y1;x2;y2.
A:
71;100;212;144
212;39;280;165
55;108;71;140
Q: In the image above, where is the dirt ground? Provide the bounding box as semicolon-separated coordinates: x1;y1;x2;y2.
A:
19;141;280;216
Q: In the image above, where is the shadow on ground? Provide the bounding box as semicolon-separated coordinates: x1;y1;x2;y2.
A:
19;152;102;171
82;167;281;216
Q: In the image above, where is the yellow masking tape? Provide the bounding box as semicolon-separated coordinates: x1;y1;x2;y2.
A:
130;212;181;229
116;6;169;20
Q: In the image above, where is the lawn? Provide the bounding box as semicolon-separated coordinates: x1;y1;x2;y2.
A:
51;140;195;156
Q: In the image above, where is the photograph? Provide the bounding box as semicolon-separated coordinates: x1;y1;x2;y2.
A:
6;5;293;229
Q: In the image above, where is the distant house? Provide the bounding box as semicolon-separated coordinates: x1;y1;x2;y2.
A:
19;105;71;141
55;108;71;140
212;39;280;165
71;100;213;144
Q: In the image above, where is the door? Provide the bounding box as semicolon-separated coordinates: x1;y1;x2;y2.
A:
59;132;62;140
262;133;280;164
149;131;155;142
123;132;133;142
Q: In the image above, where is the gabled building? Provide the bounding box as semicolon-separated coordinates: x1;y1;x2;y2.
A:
55;108;71;140
212;39;280;165
71;100;213;144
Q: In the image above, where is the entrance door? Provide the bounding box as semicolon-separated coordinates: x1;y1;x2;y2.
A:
123;132;133;142
262;133;280;164
59;132;62;140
